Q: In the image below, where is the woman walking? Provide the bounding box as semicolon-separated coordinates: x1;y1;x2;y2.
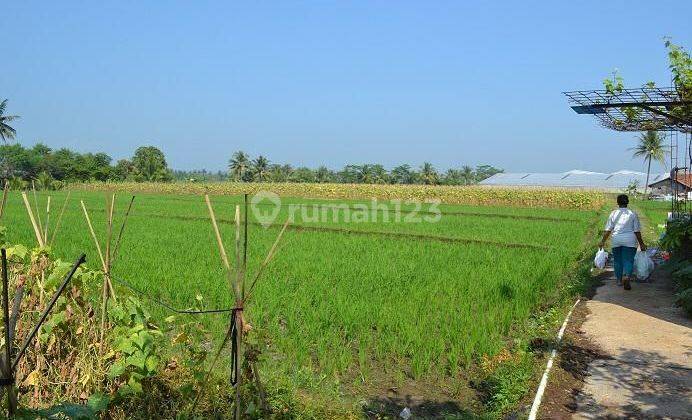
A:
599;194;646;290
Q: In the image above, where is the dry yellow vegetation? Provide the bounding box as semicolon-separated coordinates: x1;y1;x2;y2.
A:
72;181;606;209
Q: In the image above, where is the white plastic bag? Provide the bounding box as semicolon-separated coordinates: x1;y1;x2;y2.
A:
634;250;655;280
594;248;608;269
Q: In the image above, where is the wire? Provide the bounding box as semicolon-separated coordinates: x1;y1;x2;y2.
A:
109;275;235;315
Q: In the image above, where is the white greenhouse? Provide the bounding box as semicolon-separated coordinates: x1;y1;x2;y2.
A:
479;170;667;191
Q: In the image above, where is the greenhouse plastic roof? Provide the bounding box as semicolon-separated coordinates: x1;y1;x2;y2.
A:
480;170;668;189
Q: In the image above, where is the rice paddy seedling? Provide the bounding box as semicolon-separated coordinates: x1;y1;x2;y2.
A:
0;188;600;412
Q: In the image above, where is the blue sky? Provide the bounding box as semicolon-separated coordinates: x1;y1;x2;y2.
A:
3;1;690;173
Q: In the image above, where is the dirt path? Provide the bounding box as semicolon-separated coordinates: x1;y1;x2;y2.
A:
565;267;692;418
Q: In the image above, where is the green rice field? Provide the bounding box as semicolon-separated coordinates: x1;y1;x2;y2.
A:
1;189;602;413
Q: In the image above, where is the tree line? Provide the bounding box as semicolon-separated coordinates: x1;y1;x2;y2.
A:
226;151;502;185
0;141;503;190
0;142;172;189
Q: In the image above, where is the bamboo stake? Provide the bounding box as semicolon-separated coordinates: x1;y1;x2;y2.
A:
43;196;51;244
50;191;71;246
21;192;45;247
0;182;8;220
234;205;243;300
246;219;290;299
201;195;291;419
105;194;116;300
80;200;106;271
233;204;243;420
234;310;243;420
31;181;44;238
99;194;116;353
205;194;231;271
243;194;248;274
111;196;135;265
105;194;115;272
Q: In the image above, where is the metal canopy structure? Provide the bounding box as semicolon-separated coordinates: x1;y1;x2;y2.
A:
564;86;692;218
564;87;692;132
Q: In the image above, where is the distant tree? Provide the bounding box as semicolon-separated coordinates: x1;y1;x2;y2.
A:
370;164;389;184
114;159;135;181
228;151;251;181
252;155;270;182
0;99;20;143
88;152;114;181
269;164;293;182
390;164;416;184
132;146;171;182
474;165;503;182
443;169;464;185
461;166;475;185
35;171;54;190
32;143;51;157
354;164;388;184
336;165;361;183
315;165;335;183
0;143;35;179
46;148;78;180
290;167;316;183
631;130;667;194
420;162;439;185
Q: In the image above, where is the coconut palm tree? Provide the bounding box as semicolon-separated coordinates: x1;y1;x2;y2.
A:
252;155;270;182
461;165;475;185
228;151;250;181
631;131;667;194
420;162;439;185
0;99;20;143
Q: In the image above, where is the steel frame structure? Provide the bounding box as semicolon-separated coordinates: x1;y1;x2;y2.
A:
564;86;691;218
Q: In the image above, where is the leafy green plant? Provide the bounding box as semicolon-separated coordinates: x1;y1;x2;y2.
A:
163;296;210;399
660;218;692;251
603;70;624;94
107;297;163;396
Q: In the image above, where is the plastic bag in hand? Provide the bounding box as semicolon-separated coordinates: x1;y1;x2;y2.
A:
634;250;654;280
594;248;608;269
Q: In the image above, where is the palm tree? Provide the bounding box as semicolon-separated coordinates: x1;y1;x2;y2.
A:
315;166;334;183
0;99;20;143
228;151;250;181
252;155;270;182
420;162;438;185
461;165;475;185
631;131;667;195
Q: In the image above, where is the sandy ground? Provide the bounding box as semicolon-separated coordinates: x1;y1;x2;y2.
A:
571;269;692;419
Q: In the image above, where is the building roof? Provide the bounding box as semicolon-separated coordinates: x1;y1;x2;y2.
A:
649;174;692;188
480;170;667;190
